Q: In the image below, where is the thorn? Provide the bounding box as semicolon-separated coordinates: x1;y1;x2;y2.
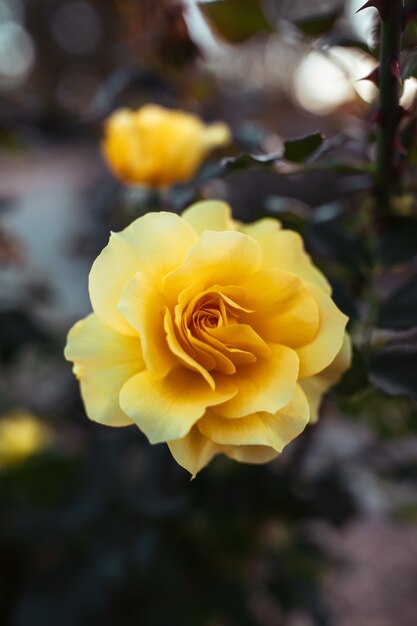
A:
389;55;402;84
356;0;387;20
358;66;379;86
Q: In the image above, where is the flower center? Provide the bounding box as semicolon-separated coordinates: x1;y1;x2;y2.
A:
162;284;272;389
187;290;242;339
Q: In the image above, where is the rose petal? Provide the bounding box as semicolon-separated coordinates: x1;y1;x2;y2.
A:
236;217;282;235
175;284;252;371
182;200;234;234
241;269;320;347
162;230;261;305
213;343;299;418
89;212;197;336
224;445;280;464
157;118;230;186
207;323;271;360
199;327;257;366
64;314;143;426
119;367;237;444
250;228;331;294
198;384;309;450
301;332;352;423
119;271;177;378
297;283;348;379
163;307;215;388
168;426;220;478
183;327;237;374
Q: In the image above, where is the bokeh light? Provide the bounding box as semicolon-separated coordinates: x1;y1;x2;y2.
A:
293;47;378;114
0;20;34;88
51;1;102;55
56;64;101;115
347;0;378;46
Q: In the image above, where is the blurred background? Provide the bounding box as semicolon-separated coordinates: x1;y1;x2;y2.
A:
2;1;417;625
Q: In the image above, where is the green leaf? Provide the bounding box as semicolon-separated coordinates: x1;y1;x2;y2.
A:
378;276;417;329
377;216;417;265
369;345;417;399
403;19;417;51
295;8;342;38
401;50;417;79
307;220;366;271
198;0;272;44
221;151;280;174
283;133;325;163
220;133;349;177
342;388;417;439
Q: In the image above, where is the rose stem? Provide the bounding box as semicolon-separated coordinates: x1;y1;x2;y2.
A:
375;0;404;214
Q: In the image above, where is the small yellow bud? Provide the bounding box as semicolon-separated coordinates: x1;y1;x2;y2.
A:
102;104;231;188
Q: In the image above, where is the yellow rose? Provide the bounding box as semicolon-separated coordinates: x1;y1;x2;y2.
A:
65;201;350;477
0;411;51;469
102;104;231;187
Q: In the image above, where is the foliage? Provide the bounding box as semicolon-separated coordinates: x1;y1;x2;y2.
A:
1;0;417;625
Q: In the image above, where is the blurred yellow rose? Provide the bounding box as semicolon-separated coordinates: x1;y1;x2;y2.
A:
102;104;231;187
0;411;51;469
65;201;350;477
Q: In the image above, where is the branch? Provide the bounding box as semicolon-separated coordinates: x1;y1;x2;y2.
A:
375;0;404;214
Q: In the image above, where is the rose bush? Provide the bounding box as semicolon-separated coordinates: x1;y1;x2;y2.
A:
103;104;231;187
65;201;350;476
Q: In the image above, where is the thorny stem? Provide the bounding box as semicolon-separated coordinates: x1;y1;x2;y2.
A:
375;0;404;213
359;1;405;359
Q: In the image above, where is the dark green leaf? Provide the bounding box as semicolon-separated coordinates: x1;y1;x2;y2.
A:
403;19;417;51
307;220;366;270
221;151;280;174
342;388;417;439
198;0;272;44
369;346;417;399
220;134;367;177
401;50;417;79
295;8;342;38
378;276;417;329
283;133;325;163
377;216;417;265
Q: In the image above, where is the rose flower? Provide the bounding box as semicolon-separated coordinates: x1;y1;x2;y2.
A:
102;104;231;187
65;201;350;476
